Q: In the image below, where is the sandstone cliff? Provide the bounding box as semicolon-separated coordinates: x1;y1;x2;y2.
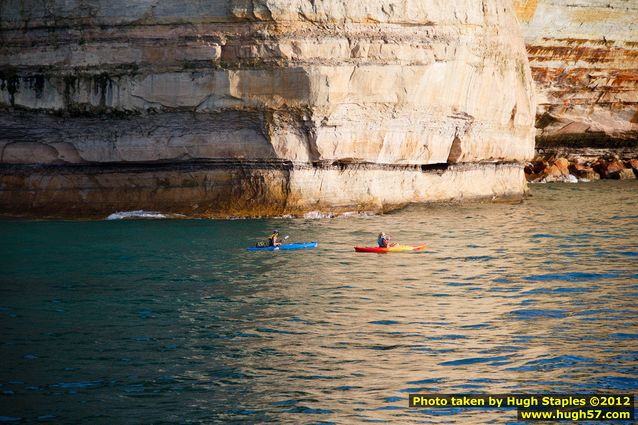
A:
513;0;638;150
0;0;535;218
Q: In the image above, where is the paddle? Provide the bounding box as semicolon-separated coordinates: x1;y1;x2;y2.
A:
269;234;290;244
255;235;289;240
381;234;398;247
254;234;289;248
271;235;289;248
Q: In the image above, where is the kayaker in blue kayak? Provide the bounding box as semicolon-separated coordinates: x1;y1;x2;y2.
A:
269;229;282;247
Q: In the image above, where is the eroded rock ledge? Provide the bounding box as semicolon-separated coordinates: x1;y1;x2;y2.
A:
0;161;526;219
0;0;535;218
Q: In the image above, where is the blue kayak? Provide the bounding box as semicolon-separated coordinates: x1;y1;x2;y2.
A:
247;242;318;251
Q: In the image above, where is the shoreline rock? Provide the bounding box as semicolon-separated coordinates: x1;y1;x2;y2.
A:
526;153;638;183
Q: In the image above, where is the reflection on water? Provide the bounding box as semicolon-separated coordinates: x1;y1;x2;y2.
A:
0;180;637;423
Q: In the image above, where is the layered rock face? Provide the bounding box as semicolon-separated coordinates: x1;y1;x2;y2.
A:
513;0;638;150
0;0;535;218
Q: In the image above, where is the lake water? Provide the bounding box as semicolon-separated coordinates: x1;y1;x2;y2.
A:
1;181;637;424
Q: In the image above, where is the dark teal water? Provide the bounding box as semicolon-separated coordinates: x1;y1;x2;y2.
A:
1;181;637;424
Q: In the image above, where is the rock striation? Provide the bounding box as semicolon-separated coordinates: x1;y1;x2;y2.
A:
0;0;536;218
513;0;638;150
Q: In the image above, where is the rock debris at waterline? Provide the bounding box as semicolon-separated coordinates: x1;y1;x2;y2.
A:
0;0;535;217
525;156;638;183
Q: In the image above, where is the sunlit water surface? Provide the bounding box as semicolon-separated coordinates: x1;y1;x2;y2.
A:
1;181;637;424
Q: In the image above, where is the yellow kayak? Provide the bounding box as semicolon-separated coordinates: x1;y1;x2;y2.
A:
354;244;426;253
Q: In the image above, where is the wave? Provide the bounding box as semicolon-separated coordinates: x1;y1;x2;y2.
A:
303;211;376;219
106;210;171;220
303;211;336;219
530;174;579;184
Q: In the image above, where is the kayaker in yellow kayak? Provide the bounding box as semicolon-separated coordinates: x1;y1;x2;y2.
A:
378;232;398;248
